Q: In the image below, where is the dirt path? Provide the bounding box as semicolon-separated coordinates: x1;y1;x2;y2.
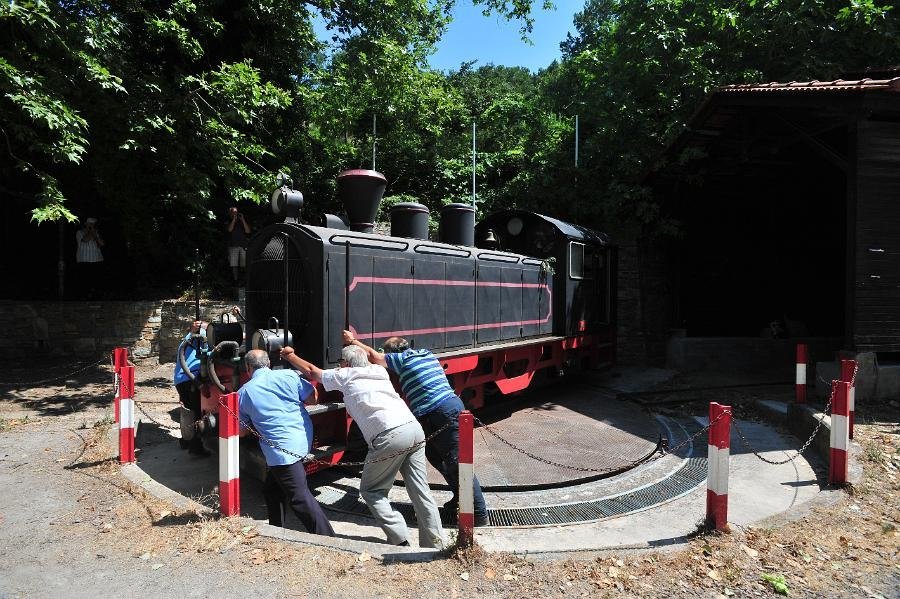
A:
0;361;897;598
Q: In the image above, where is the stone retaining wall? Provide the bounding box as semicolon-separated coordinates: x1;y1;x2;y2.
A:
0;300;233;361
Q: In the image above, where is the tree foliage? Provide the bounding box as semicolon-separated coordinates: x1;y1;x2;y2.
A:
551;0;900;230
1;0;898;296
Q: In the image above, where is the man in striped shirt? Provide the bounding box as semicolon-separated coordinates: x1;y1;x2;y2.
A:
343;330;488;526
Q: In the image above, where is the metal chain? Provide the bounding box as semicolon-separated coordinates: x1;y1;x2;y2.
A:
660;411;730;458
471;411;728;474
133;400;181;431
731;373;845;465
0;357;107;388
216;397;454;467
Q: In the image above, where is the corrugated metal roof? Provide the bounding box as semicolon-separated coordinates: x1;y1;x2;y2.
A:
719;77;900;94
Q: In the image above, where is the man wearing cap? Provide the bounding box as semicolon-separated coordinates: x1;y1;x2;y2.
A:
280;344;446;548
342;330;488;526
238;349;335;536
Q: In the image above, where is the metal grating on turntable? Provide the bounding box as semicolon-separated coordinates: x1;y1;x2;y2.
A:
315;418;708;528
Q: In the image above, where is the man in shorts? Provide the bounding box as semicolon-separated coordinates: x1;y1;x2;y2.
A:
226;207;250;284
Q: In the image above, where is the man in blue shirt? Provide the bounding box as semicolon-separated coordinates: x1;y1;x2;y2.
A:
173;320;210;456
238;349;334;536
342;331;488;526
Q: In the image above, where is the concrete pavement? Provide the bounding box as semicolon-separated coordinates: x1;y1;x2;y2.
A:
126;372;834;559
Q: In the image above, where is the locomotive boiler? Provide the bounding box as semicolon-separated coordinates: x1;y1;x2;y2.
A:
198;169;616;472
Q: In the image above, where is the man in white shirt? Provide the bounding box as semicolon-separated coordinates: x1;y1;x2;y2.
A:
74;217;105;298
280;344;446;549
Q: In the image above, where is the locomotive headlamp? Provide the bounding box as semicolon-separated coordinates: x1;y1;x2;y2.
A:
270;177;304;223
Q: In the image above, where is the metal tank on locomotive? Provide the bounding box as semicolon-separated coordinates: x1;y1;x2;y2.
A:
196;169;617;473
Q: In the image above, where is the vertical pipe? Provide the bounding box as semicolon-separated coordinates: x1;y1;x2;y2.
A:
118;365;135;464
706;402;731;531
457;410;475;547
344;240;351;330
58;220;65;300
472;121;476;209
575;114;579;168
840;359;857;439
219;391;241;516
829;381;850;485
194;247;200;323
372;114;377;171
795;343;808;403
282;233;290;350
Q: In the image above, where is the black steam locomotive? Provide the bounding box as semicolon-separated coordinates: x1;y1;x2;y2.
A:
244;169;615;406
200;169;616;472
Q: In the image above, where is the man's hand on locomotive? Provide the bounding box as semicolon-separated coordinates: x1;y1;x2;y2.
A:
342;330;355;346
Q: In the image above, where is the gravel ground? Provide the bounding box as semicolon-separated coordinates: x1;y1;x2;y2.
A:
0;360;897;598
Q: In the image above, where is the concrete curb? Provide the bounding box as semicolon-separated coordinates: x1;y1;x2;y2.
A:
111;421;447;562
749;399;863;529
111;395;861;560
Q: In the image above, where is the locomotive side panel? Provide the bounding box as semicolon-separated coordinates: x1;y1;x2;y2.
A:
412;259;446;350
445;260;476;349
500;266;524;340
476;264;502;344
371;256;414;349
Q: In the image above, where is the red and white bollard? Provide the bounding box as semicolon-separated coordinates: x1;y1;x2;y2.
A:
218;391;240;516
829;381;850;485
457;410;475;548
112;347;128;422
118;365;135;464
840;359;857;439
706;402;731;531
795;343;808;404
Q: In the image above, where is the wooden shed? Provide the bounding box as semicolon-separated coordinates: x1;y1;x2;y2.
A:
649;70;900;379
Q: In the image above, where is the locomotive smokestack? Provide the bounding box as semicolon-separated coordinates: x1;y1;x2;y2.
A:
337;169;387;234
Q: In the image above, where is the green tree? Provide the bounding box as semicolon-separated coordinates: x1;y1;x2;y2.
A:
550;0;900;232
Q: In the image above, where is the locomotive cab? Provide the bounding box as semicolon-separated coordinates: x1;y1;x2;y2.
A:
476;210;615;338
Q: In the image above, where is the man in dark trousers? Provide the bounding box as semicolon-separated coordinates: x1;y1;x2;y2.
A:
342;330;488;526
238;349;334;536
173;320;210;456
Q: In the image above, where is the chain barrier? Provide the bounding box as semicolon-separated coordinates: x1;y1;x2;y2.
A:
124;360;861;473
133;400;181;431
215;397;454;467
734;363;857;465
470;411;729;474
0;357;107;388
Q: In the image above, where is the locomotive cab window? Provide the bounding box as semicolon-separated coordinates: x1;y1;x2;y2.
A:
570;242;588;279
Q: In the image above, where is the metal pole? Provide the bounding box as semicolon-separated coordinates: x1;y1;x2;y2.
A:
706;402;731;531
219;391;241;516
458;410;475;547
472;121;476;209
344;240;351;330
282;233;290;350
372;114;377;171
194;248;200;322
57;221;65;300
575;114;579;168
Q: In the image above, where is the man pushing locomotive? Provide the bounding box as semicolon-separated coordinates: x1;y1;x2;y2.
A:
280;344;447;548
341;330;489;527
